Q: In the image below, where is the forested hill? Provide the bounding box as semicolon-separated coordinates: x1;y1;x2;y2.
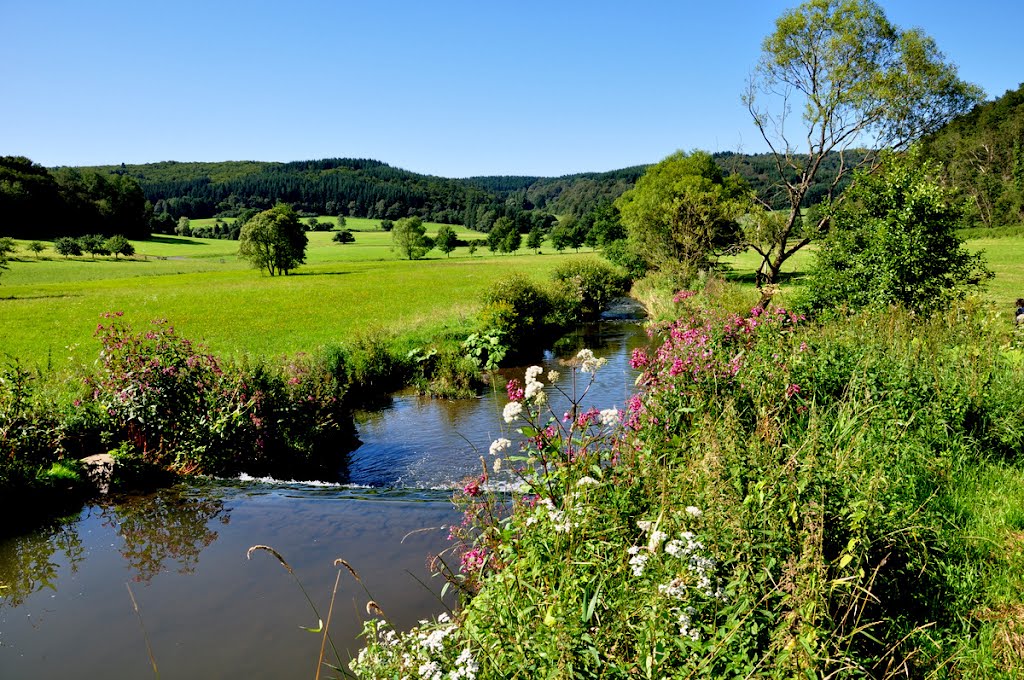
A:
81;154;855;230
921;82;1024;227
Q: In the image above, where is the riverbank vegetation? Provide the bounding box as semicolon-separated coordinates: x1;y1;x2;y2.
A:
350;285;1024;677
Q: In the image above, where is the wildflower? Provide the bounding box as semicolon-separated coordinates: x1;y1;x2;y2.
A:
547;370;559;382
525;365;543;382
685;506;702;518
489;438;512;456
576;348;607;373
460;547;487;574
493;458;502;473
463;479;481;497
628;550;649;577
785;383;801;399
418;660;442;679
505;378;524;402
502;401;523;423
576;476;600;487
599;408;620;427
450;648;479;679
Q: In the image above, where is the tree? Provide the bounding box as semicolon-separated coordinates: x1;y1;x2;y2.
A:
526;226;544;253
487;217;514;254
435;225;458;258
500;226;522;255
0;237;14;281
54;236;82;258
104;234;135;259
392;216;431;260
79;234;109;259
27;240;45;258
804;149;991;315
336;214;347;228
332;229;355;244
380;219;394;232
744;0;983;285
176;216;192;237
615;151;748;280
238;203;308;275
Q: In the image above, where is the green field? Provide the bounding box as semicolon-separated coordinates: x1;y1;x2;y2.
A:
0;231;595;367
2;232;1017;369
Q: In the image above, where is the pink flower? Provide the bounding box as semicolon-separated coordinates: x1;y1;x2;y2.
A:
463;479;481;497
506;378;524;402
460;548;487;574
785;384;801;399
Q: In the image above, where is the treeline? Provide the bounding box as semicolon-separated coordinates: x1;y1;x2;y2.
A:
922;81;1024;227
0;157;151;239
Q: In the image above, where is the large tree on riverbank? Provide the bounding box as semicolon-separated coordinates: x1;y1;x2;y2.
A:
744;0;982;285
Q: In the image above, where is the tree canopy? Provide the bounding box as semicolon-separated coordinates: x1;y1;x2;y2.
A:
392;216;432;260
615;151;749;281
804;149;991;315
744;0;983;284
238;203;308;275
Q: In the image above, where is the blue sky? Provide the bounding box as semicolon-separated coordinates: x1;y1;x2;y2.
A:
2;1;1021;177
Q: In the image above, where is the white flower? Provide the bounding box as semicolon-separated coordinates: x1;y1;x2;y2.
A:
547;370;560;382
685;506;702;517
576;476;600;487
649;530;668;548
524;380;543;400
489;437;512;456
629;551;649;577
437;612;451;624
576;348;607;373
502;401;523;423
599;408;620;427
493;458;502;473
525;365;543;382
418;660;441;680
450;648;479;680
665;540;684;557
637;520;654;533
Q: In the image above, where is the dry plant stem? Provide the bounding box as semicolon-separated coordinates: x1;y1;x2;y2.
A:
315;568;343;680
126;582;160;679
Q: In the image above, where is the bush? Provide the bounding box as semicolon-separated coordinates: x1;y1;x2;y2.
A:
549;258;630;322
479;274;553;353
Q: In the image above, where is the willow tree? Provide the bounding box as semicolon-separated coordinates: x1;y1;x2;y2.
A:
744;0;983;285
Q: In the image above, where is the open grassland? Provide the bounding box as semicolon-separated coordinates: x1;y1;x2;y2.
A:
0;233;593;368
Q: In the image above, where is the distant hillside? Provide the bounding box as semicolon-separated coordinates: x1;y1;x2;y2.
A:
79;153;857;232
921;82;1024;227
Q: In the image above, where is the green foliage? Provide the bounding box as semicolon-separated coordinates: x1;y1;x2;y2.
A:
745;0;983;284
0;236;14;280
238;203;308;275
27;240;45;257
331;229;355;244
803;149;992;315
392;216;431;260
479;274;553;351
922;82;1024;227
616;150;748;282
548;258;630;322
103;234;134;258
78;233;109;258
434;224;458;257
53;236;82;258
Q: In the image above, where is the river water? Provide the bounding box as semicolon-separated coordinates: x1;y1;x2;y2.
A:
0;319;650;679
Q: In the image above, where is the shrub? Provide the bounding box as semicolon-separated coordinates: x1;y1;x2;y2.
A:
479;274;553;353
549;258;630;322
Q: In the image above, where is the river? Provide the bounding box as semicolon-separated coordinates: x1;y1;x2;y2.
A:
0;319;651;679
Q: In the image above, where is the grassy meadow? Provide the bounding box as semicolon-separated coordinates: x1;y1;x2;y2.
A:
0;227;596;369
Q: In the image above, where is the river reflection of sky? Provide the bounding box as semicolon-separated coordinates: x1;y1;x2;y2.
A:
0;484;458;679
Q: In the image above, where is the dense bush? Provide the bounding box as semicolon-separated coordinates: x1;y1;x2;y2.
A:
548;258;630;322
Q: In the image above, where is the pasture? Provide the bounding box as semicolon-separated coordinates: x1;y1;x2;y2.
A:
0;230;594;368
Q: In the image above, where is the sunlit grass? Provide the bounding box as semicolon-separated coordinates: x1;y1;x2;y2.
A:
0;233;595;367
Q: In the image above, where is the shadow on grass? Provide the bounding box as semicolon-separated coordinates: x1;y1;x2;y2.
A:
0;293;80;301
720;265;808;287
146;235;210;247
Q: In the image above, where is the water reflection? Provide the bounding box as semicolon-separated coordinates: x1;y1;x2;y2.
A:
98;489;229;584
0;519;85;608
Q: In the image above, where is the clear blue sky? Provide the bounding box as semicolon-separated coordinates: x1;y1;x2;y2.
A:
2;1;1021;178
